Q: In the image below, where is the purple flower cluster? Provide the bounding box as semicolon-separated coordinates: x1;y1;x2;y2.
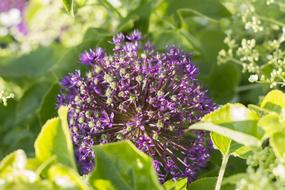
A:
57;30;216;182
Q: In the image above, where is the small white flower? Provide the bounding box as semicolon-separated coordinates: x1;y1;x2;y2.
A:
248;74;258;83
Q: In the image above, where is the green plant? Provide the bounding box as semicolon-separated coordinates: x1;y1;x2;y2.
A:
190;89;285;190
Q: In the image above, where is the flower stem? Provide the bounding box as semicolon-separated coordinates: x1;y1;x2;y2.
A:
236;83;263;92
215;154;230;190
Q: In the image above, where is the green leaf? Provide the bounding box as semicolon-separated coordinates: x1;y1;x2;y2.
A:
0;150;54;190
270;132;285;158
210;133;231;155
34;106;77;170
89;141;163;190
191;122;260;150
204;103;262;137
62;0;74;15
92;179;116;190
260;90;285;114
205;63;241;104
117;0;154;33
187;177;216;190
230;146;252;159
190;104;262;155
258;113;284;138
257;104;285;159
163;178;187;190
48;164;88;190
15;80;54;125
166;0;231;19
0;48;54;81
0;150;27;176
187;177;235;190
248;104;271;116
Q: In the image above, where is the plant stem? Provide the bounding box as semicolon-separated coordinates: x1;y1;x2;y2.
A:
215;154;230;190
236;83;263;92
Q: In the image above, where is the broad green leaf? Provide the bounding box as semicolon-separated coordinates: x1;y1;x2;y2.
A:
190;104;262;156
62;0;74;15
15;80;54;125
248;104;271;116
258;109;285;158
26;158;42;171
34;106;76;170
48;164;88;190
271;132;285;158
0;48;54;81
210;132;231;155
258;113;285;138
260;90;285;114
187;177;216;190
190;122;261;148
0;150;27;176
203;103;260;136
89;141;163;190
163;178;187;190
230;146;252;159
205;63;241;104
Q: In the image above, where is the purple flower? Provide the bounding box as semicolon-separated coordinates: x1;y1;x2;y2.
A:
57;31;216;183
127;29;142;41
112;33;125;46
79;48;106;65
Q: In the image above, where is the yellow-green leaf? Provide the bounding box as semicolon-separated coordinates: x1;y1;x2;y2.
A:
34;106;76;171
48;164;88;190
260;90;285;114
62;0;74;15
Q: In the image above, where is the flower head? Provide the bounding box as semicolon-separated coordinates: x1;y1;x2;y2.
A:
57;30;216;182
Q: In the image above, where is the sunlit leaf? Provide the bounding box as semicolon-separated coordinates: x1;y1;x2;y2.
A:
190;104;262;156
260;90;285;114
0;150;27;176
270;132;285;159
62;0;74;15
48;164;88;190
34;107;76;170
163;178;187;190
89;141;162;190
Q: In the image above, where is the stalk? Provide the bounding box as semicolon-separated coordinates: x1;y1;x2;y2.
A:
215;154;230;190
